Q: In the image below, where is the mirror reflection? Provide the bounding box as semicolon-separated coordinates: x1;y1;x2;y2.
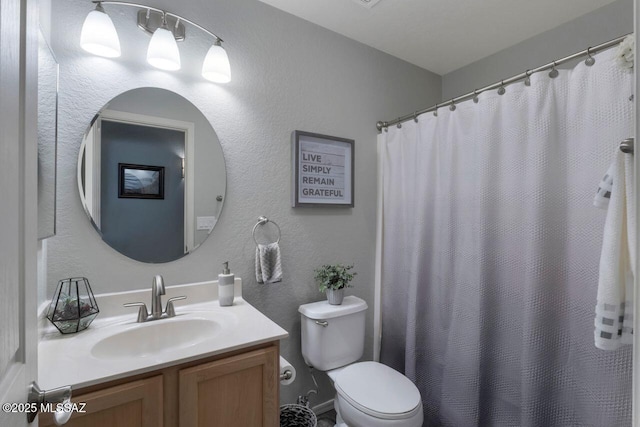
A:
38;31;58;240
78;87;226;263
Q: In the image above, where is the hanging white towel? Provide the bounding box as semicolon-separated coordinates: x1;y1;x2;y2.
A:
255;242;283;284
594;150;636;350
593;163;614;209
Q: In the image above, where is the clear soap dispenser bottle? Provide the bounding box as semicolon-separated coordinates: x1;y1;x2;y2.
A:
218;261;235;306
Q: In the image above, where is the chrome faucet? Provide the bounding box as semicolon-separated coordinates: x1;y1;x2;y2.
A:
151;275;165;318
124;275;186;322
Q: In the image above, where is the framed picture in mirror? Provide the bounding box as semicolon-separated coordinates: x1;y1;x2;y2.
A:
118;163;165;199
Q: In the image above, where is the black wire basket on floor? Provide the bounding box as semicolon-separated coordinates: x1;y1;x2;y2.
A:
280;404;317;427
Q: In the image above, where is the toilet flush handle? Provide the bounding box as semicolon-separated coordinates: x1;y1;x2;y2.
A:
315;320;328;327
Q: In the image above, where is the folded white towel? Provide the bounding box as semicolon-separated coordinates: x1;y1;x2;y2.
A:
594;150;636;350
255;242;283;284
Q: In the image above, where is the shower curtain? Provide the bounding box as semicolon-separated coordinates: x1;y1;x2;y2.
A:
378;48;633;426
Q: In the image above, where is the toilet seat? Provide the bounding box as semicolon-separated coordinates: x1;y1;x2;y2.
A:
333;361;422;421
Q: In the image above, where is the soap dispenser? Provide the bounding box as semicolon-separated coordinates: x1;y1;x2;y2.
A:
218;261;235;306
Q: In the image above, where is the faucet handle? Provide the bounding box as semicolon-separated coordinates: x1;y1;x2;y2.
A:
124;302;149;323
164;296;187;317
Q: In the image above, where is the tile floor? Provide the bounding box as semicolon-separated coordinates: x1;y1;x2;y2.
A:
316;409;336;427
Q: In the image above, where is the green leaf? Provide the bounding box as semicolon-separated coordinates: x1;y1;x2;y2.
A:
313;263;356;292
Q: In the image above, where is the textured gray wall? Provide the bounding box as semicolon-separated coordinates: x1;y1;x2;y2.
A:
46;0;441;406
442;0;633;100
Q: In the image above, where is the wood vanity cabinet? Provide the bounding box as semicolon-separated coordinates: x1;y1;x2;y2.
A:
39;342;279;427
38;376;163;427
179;345;279;426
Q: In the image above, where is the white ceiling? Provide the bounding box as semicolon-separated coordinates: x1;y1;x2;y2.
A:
257;0;619;75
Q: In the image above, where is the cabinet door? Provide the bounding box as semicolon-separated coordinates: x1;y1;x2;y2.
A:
179;346;278;427
40;375;163;427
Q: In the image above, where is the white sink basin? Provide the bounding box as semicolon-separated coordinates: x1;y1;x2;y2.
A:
39;283;290;392
91;317;222;360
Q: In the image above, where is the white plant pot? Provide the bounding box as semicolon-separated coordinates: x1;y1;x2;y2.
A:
326;288;345;305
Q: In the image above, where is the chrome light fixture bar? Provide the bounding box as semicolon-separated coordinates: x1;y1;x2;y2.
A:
136;9;185;40
80;1;231;83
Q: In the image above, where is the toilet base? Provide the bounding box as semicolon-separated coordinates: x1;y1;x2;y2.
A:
333;393;423;427
333;399;347;427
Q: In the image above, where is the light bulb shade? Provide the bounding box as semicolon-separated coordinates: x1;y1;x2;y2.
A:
80;9;121;58
147;27;181;71
202;43;231;83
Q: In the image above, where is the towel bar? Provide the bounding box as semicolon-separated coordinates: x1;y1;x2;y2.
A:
620;137;634;154
252;216;281;245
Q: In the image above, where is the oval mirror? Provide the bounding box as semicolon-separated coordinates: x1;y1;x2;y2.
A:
77;87;226;263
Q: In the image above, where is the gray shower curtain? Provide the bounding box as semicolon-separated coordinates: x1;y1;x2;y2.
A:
378;47;633;426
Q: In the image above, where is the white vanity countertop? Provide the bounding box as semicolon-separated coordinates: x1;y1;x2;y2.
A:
38;279;288;390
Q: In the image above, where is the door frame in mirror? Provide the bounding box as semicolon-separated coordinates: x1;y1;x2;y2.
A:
78;109;196;253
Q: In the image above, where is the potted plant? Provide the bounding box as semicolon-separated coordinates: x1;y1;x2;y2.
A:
314;264;356;305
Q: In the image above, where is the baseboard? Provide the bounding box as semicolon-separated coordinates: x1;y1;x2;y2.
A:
312;399;334;415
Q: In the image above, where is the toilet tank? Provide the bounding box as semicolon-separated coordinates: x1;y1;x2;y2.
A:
299;296;368;371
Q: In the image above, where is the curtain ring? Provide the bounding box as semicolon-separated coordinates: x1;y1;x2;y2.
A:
413;112;418;123
524;70;532;87
449;99;456;111
396;118;402;129
497;81;506;95
548;61;559;78
585;47;595;66
473;90;479;103
433;104;439;117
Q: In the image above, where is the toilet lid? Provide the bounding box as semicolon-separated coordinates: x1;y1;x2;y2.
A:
334;362;422;420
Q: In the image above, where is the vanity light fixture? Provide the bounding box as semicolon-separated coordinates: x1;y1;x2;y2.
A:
202;40;231;83
80;1;231;83
80;3;121;58
146;14;181;71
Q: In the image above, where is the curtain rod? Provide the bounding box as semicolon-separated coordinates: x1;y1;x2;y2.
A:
376;33;631;132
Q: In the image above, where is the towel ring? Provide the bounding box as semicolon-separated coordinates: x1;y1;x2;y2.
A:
252;216;281;245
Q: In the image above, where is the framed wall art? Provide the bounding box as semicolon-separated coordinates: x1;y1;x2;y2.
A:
118;163;165;199
292;130;354;207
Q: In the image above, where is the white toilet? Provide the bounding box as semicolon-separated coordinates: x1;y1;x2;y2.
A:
299;296;423;427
